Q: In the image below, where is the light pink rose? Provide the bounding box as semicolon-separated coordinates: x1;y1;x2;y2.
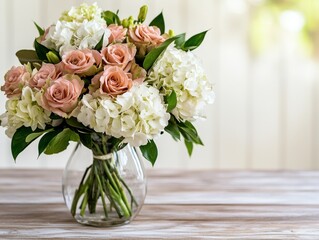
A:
92;66;132;97
62;49;102;75
29;64;61;89
40;75;84;117
108;24;127;43
101;43;136;72
1;66;30;98
129;25;165;46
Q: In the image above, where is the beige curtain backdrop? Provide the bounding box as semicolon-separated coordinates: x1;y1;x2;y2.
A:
0;0;318;170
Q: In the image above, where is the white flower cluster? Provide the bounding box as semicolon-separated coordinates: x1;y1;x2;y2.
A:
60;3;103;23
42;3;110;55
0;87;51;137
148;47;215;121
77;84;170;146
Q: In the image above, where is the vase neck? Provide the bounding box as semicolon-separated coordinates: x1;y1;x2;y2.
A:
93;153;113;161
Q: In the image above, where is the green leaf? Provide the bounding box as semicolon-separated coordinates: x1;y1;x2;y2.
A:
34;38;51;61
38;130;61;157
164;120;180;141
79;133;93;150
16;49;41;65
139;140;158;166
164;90;177;112
182;30;208;51
26;129;53;143
178;121;203;145
44;128;80;155
66;117;91;131
11;127;42;161
108;137;126;152
102;10;121;25
184;140;194;156
149;12;165;34
50;113;62;120
34;21;45;36
94;34;105;51
143;34;184;70
175;33;186;49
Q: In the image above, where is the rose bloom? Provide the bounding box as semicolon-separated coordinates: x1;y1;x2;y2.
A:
92;66;133;97
101;43;136;72
108;24;127;43
39;75;84;117
1;66;30;98
29;64;62;89
129;25;165;46
62;49;102;75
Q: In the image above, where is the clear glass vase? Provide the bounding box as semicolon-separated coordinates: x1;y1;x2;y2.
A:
62;135;147;227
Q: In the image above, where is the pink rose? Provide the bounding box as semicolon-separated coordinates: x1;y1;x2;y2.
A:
40;75;84;117
1;66;30;98
129;25;165;46
62;49;102;75
108;24;127;43
101;43;136;72
29;64;61;89
92;66;132;97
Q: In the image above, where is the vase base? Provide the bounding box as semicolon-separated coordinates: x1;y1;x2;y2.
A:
74;214;131;227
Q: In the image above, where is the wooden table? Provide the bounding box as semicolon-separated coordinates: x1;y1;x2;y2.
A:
1;170;319;239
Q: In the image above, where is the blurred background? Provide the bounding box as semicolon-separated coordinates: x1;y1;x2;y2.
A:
1;0;319;170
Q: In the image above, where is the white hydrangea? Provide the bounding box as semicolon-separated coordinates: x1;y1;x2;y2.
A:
0;87;51;137
60;2;104;23
42;3;110;56
76;84;170;146
147;46;215;121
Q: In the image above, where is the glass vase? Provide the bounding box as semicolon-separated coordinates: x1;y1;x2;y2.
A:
62;134;147;227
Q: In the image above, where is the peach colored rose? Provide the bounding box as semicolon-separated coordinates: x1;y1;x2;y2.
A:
93;66;132;97
101;43;136;72
40;75;84;117
29;64;61;89
1;66;30;98
62;49;102;75
108;24;127;43
129;25;165;46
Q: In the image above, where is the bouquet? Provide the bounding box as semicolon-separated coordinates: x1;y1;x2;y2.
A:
0;3;214;225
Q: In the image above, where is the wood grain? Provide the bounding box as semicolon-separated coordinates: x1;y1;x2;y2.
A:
1;169;319;239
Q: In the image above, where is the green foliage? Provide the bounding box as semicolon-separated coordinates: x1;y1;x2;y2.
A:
164;119;181;141
33;21;45;36
149;12;165;34
102;10;121;25
44;128;80;155
15;50;41;65
34;39;51;61
11;127;44;161
184;139;193;156
94;34;105;51
139;140;158;166
38;130;62;157
164;116;203;156
25;129;53;143
182;30;208;51
175;33;186;49
143;34;184;70
164;90;177;112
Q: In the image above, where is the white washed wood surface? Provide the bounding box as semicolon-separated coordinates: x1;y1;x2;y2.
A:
1;0;319;170
1;170;319;239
